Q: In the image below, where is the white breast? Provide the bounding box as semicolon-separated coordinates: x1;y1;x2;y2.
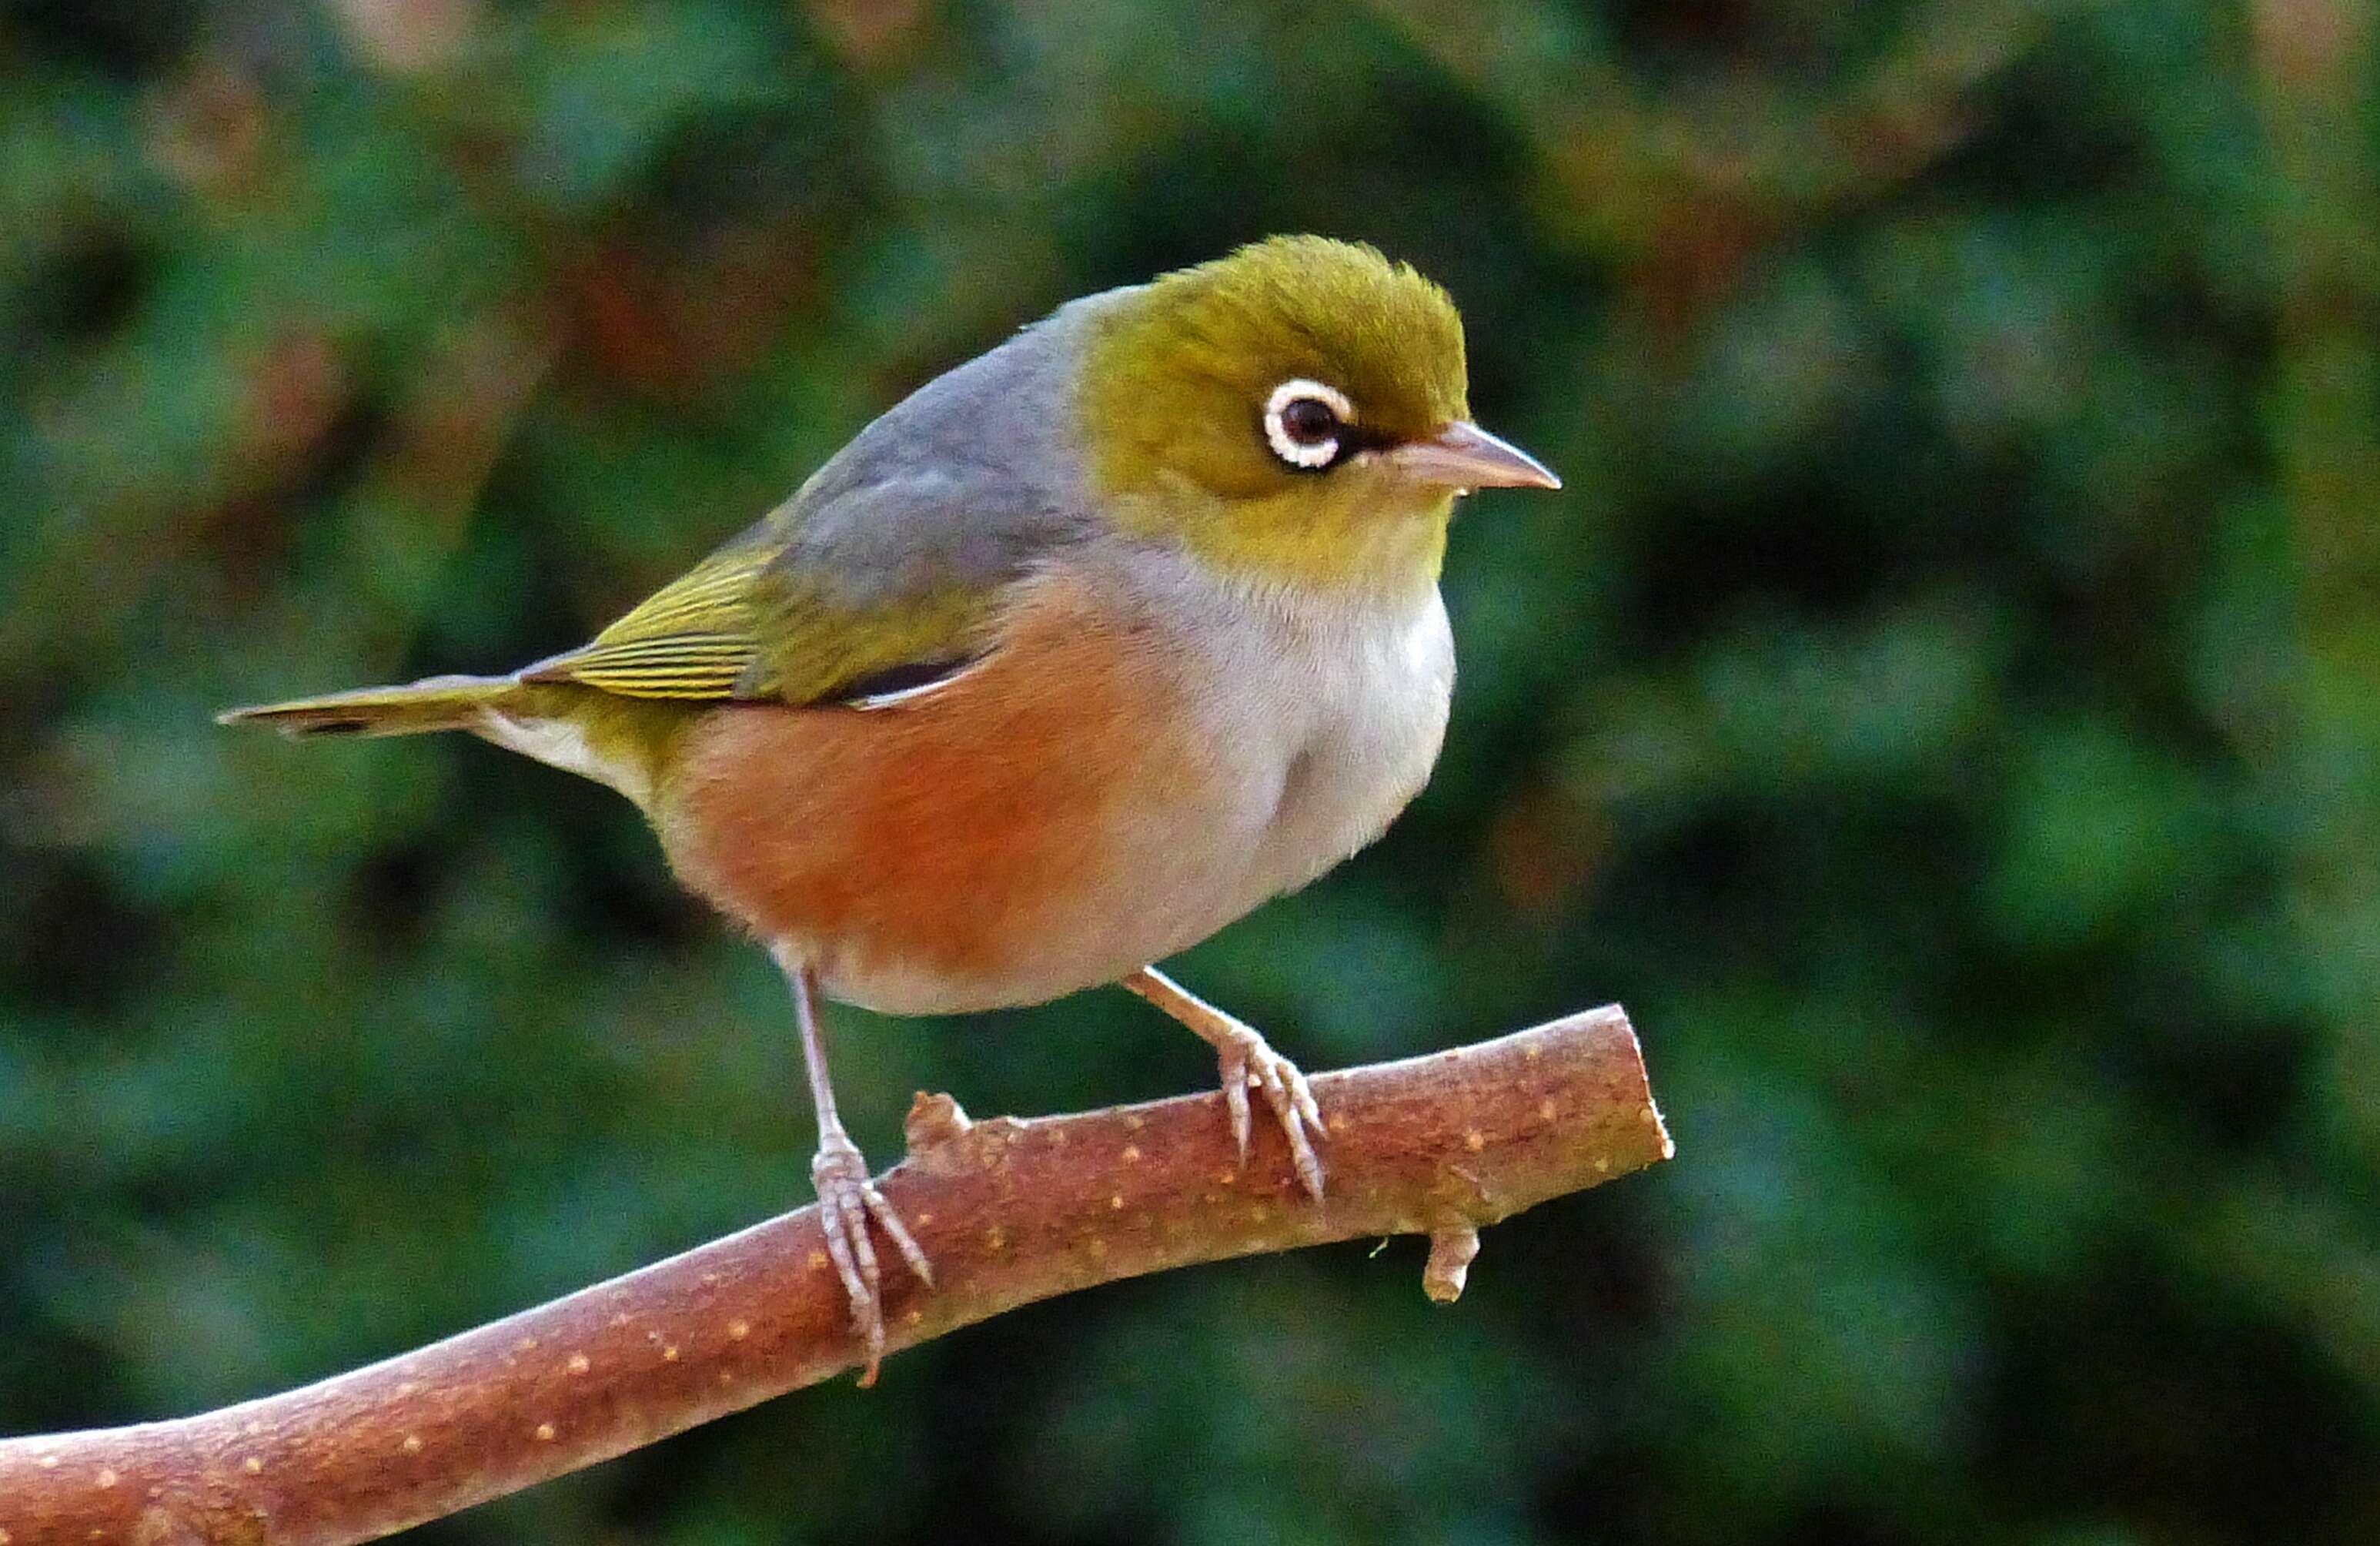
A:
1133;553;1456;918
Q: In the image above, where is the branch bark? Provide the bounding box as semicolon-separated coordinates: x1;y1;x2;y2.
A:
0;1006;1670;1546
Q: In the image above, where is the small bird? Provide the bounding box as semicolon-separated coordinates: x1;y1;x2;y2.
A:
222;236;1559;1378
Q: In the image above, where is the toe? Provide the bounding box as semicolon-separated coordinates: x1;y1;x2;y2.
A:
1216;1052;1254;1162
1288;1069;1325;1139
862;1182;934;1288
1250;1048;1327;1200
844;1187;884;1294
813;1140;916;1384
1271;1083;1326;1200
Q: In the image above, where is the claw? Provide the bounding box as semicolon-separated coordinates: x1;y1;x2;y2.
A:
1123;969;1329;1203
813;1134;931;1386
1216;1041;1255;1162
1212;1023;1327;1201
865;1178;934;1288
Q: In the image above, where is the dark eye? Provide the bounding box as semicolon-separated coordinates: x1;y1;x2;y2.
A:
1262;377;1355;470
1280;396;1339;444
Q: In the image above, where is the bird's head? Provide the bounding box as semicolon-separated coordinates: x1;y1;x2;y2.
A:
1076;235;1558;601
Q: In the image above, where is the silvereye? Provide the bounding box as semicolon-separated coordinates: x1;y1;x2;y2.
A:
222;236;1560;1377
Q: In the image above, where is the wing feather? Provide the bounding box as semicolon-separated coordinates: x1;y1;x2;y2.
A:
520;303;1091;707
519;544;1007;708
521;555;771;700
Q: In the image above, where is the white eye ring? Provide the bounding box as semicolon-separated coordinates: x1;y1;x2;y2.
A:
1263;378;1354;470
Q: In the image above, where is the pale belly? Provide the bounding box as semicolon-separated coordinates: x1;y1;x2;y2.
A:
652;567;1453;1016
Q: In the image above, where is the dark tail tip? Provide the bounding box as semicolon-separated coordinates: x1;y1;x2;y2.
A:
216;704;375;737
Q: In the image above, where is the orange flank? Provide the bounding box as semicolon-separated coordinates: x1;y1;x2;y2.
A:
656;573;1208;1010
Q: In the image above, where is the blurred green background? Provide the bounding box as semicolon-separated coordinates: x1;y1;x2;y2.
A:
6;0;2379;1541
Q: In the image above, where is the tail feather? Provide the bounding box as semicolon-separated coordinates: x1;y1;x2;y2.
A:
216;674;519;738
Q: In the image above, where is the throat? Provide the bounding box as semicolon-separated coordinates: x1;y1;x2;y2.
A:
1175;486;1452;601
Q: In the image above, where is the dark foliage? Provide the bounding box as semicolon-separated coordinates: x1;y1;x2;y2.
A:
5;1;2377;1541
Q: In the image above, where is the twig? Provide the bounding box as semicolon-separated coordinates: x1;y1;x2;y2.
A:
0;1006;1670;1546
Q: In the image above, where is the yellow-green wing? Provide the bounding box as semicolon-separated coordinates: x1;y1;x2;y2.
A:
519;541;998;706
523;554;768;699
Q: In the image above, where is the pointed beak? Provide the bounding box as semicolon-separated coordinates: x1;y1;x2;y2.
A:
1390;420;1563;493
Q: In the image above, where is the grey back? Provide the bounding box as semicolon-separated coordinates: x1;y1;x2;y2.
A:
744;291;1125;608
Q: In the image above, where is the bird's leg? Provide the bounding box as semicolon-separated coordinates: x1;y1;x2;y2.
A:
773;945;931;1386
1122;966;1326;1200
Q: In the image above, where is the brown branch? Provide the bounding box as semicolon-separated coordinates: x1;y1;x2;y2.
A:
0;1006;1671;1546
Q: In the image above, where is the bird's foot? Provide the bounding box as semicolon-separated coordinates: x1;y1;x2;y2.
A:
1209;1019;1327;1201
811;1133;933;1386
